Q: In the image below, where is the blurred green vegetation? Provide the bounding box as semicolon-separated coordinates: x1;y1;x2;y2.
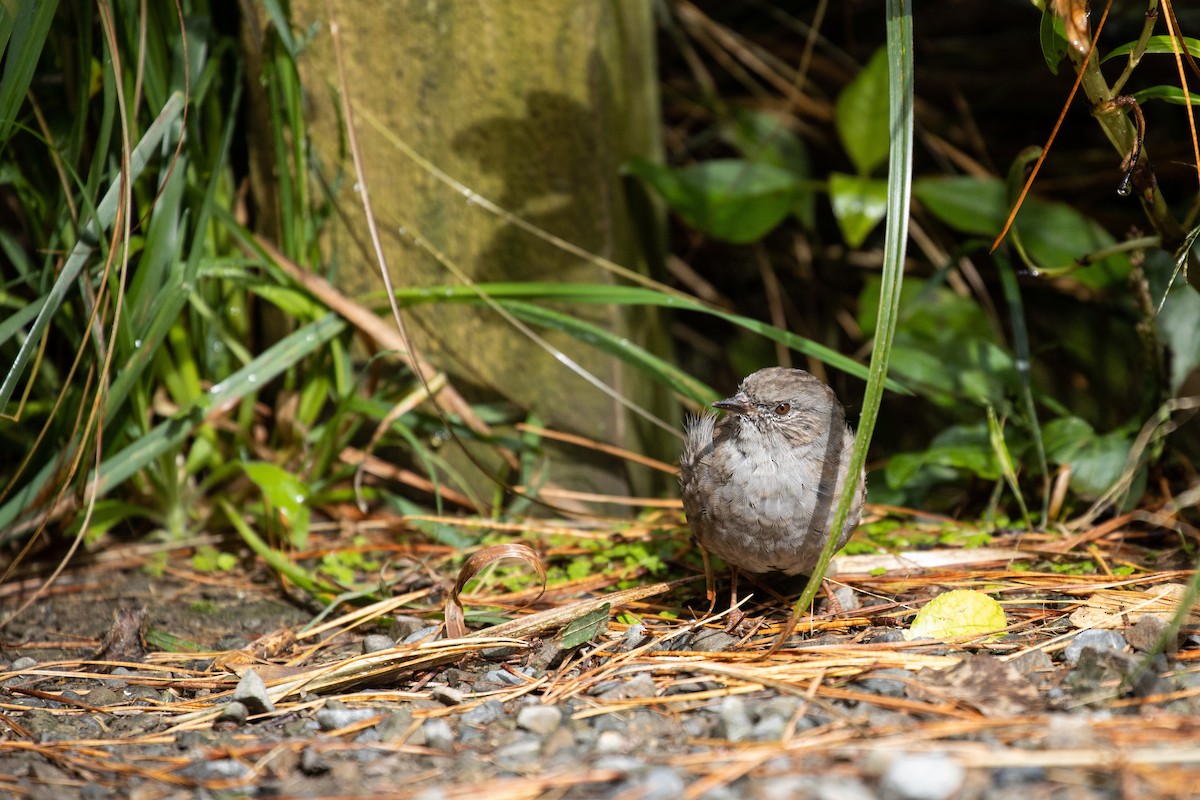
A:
2;1;1199;602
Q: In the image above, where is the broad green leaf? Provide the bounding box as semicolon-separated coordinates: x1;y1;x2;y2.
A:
829;172;888;247
913;176;1130;286
885;424;1001;488
1158;286;1200;393
722;109;816;229
1041;416;1095;463
1132;85;1200;106
1066;432;1133;500
1103;35;1200;63
1039;6;1070;75
1042;417;1133;500
244;461;311;547
625;157;801;243
559;604;611;649
835;47;890;175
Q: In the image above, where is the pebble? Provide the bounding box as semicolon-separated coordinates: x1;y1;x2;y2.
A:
180;758;251;780
1007;648;1054;677
481;668;526;686
462;700;505;725
299;746;330;775
814;777;876;800
420;718;455;751
402;625;442;645
362;634;395;653
431;685;465;706
833;585;861;611
691;628;738;652
858;668;914;697
598;671;657;700
879;752;965;800
377;710;415;742
1063;629;1127;663
315;707;384;731
1127;615;1174;653
10;656;38;672
85;690;121;705
617;766;685;800
232;669;275;715
516;704;561;735
715;696;753;743
494;735;541;761
621;624;648;648
215;701;248;727
389;615;430;640
594;729;627;753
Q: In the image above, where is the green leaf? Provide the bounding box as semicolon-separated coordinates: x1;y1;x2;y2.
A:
913;175;1130;286
829;172;889;247
625;157;801;244
1103;35;1200;63
244;461;311;547
1132;85;1200;106
913;175;1007;236
722;109;816;229
835;47;890;175
559;603;611;649
885;424;1000;488
1042;416;1095;463
1042;417;1132;500
1039;6;1070;75
1067;432;1133;500
1158;286;1200;393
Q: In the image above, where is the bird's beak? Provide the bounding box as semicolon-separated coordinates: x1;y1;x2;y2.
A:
712;391;753;415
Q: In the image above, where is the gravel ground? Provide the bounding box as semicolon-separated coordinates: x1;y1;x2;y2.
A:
2;563;1199;799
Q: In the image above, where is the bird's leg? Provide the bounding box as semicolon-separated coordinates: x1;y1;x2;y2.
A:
699;542;716;615
723;566;749;634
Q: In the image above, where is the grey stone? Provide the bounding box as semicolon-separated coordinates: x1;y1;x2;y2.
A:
481;668;526;686
402;625;442;644
299;746;330;775
1007;648;1054;678
859;667;914;697
692;627;739;652
180;758;251;780
715;695;753;742
10;657;38;671
620;766;686;800
215;701;248;726
377;710;415;742
1127;615;1175;653
430;685;465;706
829;585;860;612
421;718;455;751
462;700;505;725
597;671;657;700
315;706;383;731
1063;629;1127;663
231;669;275;715
516;704;562;735
879;752;965;800
814;776;875;800
594;729;627;753
362;634;395;653
389;615;430;640
494;735;541;761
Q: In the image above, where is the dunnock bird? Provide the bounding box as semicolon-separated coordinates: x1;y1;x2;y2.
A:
680;367;866;616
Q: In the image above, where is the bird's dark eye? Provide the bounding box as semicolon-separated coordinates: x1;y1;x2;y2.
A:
773;403;790;415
